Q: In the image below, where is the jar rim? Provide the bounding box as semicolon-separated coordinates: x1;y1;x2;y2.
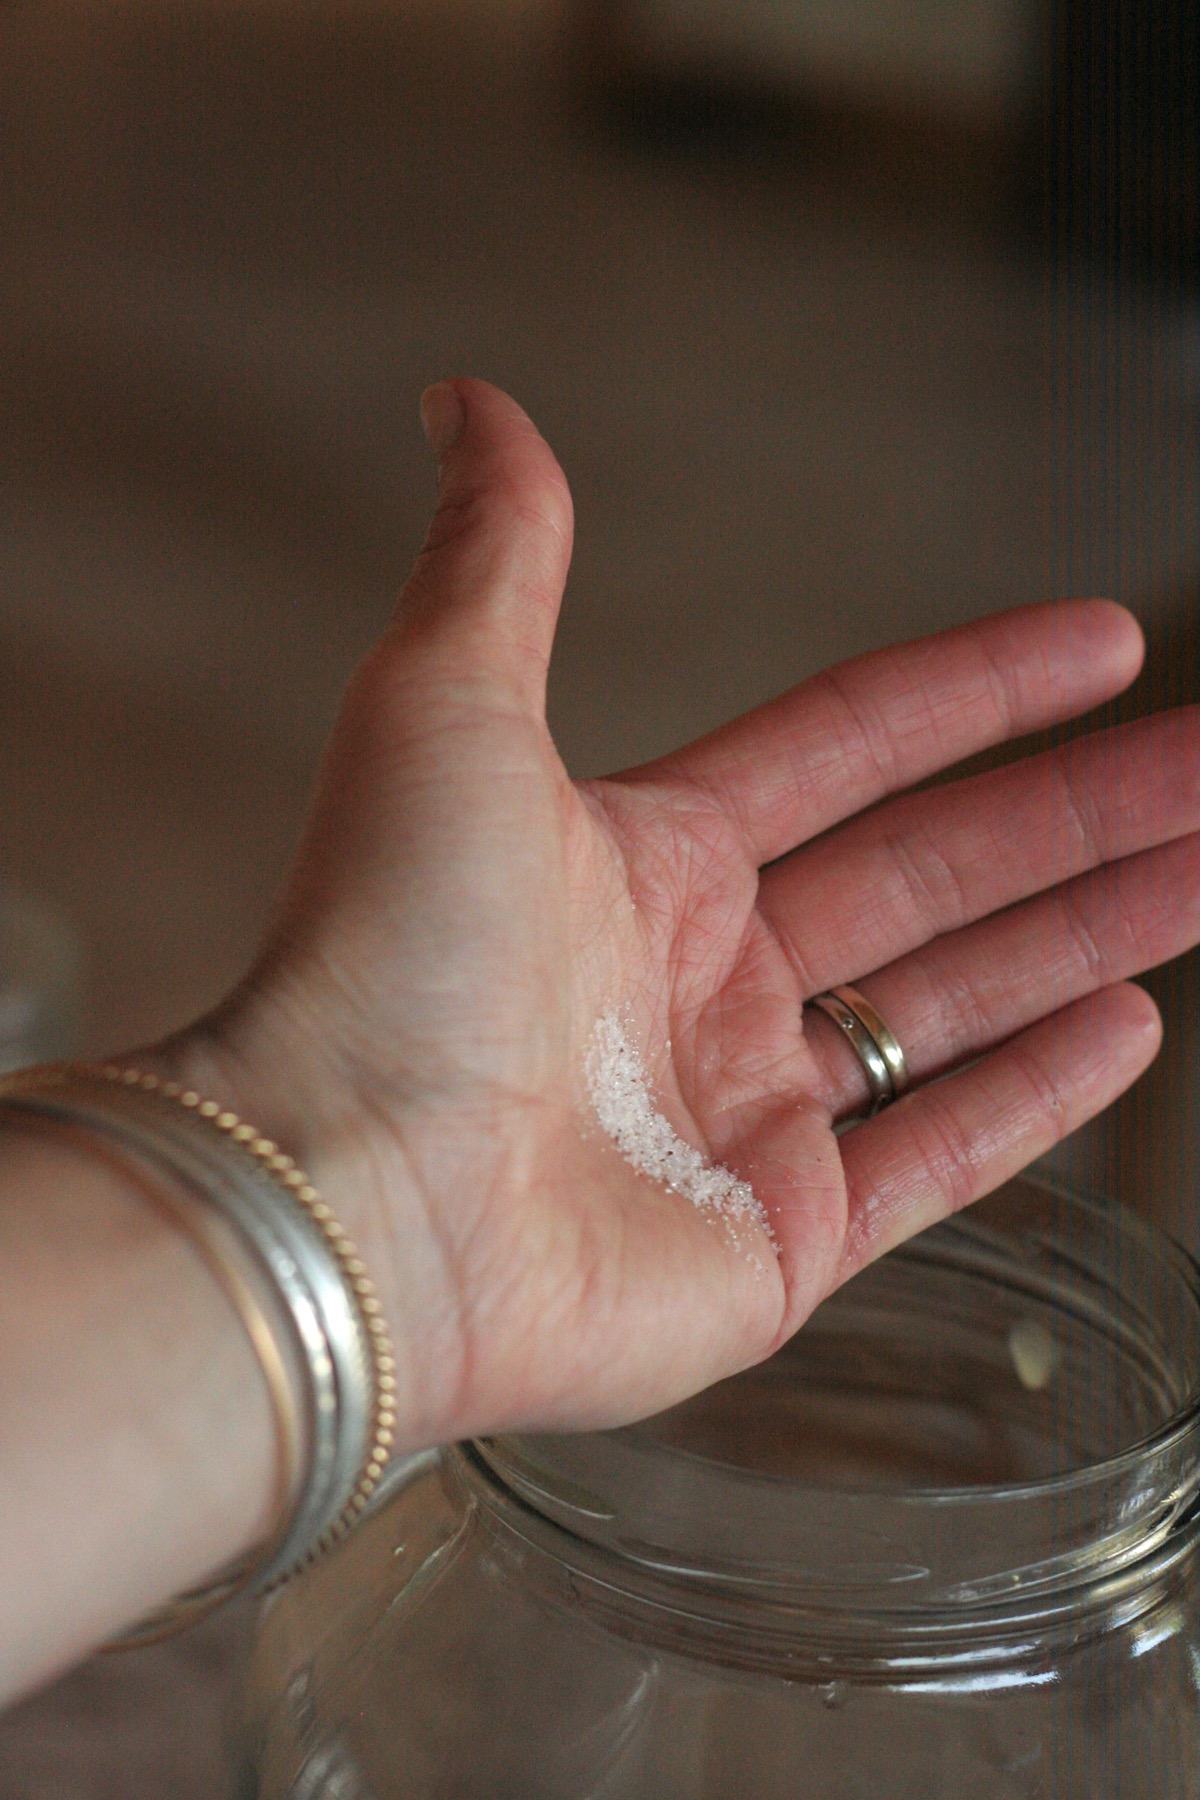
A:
458;1440;1200;1678
473;1174;1200;1626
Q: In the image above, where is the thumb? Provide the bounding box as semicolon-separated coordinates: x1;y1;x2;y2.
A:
396;378;575;713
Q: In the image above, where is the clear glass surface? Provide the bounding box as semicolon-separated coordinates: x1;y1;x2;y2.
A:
0;883;81;1072
240;1175;1200;1797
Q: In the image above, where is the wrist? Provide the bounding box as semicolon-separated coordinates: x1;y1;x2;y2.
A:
132;1007;429;1456
0;1116;277;1690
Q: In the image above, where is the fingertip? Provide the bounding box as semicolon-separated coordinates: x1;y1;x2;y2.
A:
1111;978;1162;1051
418;378;571;515
420;381;465;459
400;379;575;701
1085;980;1162;1095
1067;597;1146;687
449;380;576;556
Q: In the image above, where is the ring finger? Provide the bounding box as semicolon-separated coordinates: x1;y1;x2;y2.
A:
800;830;1200;1122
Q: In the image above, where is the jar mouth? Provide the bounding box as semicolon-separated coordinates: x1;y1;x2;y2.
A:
476;1175;1200;1619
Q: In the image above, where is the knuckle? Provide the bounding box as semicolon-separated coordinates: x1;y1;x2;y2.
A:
420;482;507;562
410;473;573;599
1055;748;1105;865
972;630;1022;740
909;1095;979;1214
763;906;819;999
1057;885;1107;985
920;957;992;1062
887;820;970;937
1010;1040;1070;1139
816;666;902;792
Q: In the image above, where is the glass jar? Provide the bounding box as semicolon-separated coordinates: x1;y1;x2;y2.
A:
0;883;81;1073
240;1174;1200;1797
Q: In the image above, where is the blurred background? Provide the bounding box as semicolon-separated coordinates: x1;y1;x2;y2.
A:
0;1;1197;1791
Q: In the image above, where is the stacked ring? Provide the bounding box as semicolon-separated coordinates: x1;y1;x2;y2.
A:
809;985;910;1114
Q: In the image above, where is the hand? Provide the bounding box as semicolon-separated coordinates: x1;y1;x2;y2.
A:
157;380;1200;1456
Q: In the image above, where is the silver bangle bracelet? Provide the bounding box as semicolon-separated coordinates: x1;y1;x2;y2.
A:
0;1062;396;1635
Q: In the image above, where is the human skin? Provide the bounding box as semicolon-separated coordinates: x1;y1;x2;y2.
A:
162;376;1186;1445
2;378;1198;1698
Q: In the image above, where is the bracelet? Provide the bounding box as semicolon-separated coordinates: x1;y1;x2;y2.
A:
6;1104;311;1648
0;1062;397;1644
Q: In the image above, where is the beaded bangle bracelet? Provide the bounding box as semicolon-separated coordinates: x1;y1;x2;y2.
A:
0;1062;397;1642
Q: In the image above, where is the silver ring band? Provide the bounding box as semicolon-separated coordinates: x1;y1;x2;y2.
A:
809;984;910;1114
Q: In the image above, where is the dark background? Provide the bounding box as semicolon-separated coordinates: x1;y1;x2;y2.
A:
0;3;1197;1791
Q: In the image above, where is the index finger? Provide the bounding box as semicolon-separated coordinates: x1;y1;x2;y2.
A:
622;600;1143;865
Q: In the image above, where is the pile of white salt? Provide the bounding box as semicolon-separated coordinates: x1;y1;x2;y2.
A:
585;1010;773;1260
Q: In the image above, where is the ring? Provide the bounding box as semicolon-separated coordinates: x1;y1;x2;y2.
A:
809;985;910;1114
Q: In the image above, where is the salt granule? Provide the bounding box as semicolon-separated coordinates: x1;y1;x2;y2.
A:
585;1011;772;1256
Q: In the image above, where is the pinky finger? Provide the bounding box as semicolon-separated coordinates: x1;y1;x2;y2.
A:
836;983;1161;1282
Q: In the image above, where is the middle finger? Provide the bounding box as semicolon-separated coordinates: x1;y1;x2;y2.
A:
759;707;1200;996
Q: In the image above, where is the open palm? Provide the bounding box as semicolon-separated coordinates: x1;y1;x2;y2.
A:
174;381;1200;1460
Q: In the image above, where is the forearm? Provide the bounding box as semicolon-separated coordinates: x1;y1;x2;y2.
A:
0;1119;275;1704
